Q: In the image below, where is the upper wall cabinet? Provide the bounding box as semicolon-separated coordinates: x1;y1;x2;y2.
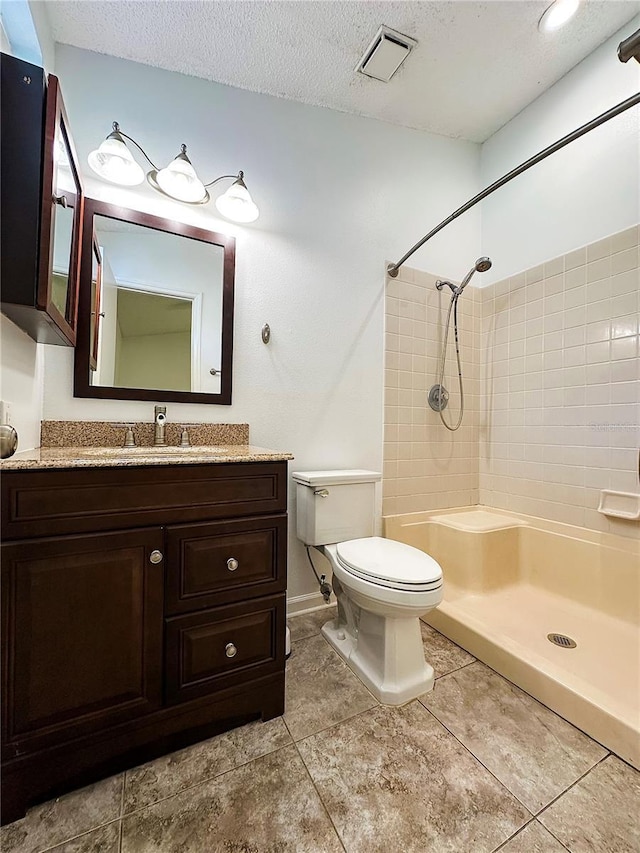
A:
1;54;84;346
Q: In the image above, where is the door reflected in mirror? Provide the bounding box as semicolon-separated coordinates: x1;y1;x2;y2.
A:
90;216;223;394
75;201;235;405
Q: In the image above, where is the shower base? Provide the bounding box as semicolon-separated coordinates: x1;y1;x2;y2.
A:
384;507;640;770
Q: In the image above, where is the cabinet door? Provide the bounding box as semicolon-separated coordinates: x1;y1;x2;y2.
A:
1;528;164;757
37;73;84;346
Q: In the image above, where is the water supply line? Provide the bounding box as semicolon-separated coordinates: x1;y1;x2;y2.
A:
430;257;491;431
306;546;332;603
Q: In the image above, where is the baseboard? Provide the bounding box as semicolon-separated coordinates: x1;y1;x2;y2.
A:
286;591;334;617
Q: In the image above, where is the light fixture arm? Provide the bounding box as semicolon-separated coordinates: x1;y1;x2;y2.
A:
111;122;160;171
204;171;244;189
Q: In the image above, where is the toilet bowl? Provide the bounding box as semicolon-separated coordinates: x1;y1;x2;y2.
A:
292;470;443;704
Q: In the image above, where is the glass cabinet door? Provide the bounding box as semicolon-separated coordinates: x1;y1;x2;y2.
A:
38;75;83;346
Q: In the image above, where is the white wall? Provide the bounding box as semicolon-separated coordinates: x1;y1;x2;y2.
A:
43;45;480;602
481;17;640;284
0;317;44;450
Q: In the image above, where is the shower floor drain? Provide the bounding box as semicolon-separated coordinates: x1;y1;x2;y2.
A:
547;633;577;648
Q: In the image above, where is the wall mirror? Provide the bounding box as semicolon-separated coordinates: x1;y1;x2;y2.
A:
74;199;235;404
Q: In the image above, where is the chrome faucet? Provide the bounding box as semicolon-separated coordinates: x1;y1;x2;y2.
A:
153;406;167;446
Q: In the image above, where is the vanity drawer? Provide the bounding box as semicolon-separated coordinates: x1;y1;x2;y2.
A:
165;515;286;614
2;463;287;539
165;595;285;704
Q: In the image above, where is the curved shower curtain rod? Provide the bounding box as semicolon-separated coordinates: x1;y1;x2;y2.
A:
387;32;640;279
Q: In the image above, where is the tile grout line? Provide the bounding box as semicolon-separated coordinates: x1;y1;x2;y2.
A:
117;738;296;820
285;692;381;744
426;657;614;795
292;739;349;853
417;699;536;819
422;685;614;849
490;817;572;853
491;816;537;852
433;657;477;681
119;772;125;853
534;751;611;822
32;818;122;853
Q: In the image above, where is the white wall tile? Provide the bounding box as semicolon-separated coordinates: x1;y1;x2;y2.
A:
385;228;638;539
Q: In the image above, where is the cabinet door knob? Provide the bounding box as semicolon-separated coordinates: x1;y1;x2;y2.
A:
225;642;237;658
226;557;239;572
149;550;163;564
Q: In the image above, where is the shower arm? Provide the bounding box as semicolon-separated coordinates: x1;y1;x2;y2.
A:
386;89;640;278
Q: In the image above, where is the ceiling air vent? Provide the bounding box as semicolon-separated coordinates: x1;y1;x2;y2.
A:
356;25;417;82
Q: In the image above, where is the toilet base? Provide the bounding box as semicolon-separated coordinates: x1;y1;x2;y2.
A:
321;612;435;705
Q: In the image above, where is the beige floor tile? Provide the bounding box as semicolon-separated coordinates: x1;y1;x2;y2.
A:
121;745;344;853
0;775;123;853
288;604;336;642
498;820;568;852
420;620;475;677
284;633;377;740
420;662;607;812
298;701;530;853
124;716;291;812
539;756;640;853
46;823;121;853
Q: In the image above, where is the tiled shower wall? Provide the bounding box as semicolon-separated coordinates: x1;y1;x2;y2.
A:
383;226;639;539
383;268;481;516
479;225;639;537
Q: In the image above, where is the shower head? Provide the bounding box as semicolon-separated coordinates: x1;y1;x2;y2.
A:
457;256;492;294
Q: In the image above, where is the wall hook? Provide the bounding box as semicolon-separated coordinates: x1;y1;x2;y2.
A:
261;323;271;344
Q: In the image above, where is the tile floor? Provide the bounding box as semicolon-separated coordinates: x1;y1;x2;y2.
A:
2;605;639;853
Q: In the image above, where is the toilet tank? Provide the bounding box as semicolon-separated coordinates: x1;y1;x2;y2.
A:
292;470;381;546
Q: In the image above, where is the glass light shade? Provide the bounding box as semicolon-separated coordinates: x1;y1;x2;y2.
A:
154;150;207;203
539;0;580;32
215;178;259;223
88;136;145;186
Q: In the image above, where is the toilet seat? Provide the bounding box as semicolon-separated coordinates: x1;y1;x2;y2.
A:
336;537;442;592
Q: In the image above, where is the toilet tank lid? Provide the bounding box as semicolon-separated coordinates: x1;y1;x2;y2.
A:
292;469;381;487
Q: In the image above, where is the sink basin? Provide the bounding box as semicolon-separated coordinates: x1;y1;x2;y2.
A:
71;446;229;458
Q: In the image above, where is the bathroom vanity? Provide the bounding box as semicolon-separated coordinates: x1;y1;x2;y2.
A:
0;447;291;824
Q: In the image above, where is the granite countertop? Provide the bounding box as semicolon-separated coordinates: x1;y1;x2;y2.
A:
0;445;294;470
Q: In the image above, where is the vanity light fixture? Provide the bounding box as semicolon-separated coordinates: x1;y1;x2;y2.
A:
87;122;260;222
538;0;580;33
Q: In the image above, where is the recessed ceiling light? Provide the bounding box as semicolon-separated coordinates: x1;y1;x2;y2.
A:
539;0;580;33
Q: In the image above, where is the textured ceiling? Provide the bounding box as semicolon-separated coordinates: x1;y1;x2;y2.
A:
46;0;639;142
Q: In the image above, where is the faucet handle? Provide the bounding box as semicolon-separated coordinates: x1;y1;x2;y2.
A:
179;426;191;448
114;423;137;447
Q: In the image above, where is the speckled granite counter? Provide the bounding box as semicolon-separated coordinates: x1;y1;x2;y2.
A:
0;445;294;470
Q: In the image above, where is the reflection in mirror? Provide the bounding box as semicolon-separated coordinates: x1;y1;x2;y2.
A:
50;124;77;319
89;216;224;395
75;200;235;405
90;239;102;371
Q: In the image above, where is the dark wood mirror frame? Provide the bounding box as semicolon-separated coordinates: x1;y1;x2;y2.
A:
73;199;235;405
39;75;84;346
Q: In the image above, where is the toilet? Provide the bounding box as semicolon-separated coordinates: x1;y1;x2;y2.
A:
292;469;443;704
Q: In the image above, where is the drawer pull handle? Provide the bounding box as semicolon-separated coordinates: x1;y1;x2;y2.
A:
226;557;239;572
149;550;163;564
225;642;237;658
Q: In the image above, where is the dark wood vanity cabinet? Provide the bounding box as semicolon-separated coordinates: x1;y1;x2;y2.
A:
1;53;83;345
1;461;288;825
